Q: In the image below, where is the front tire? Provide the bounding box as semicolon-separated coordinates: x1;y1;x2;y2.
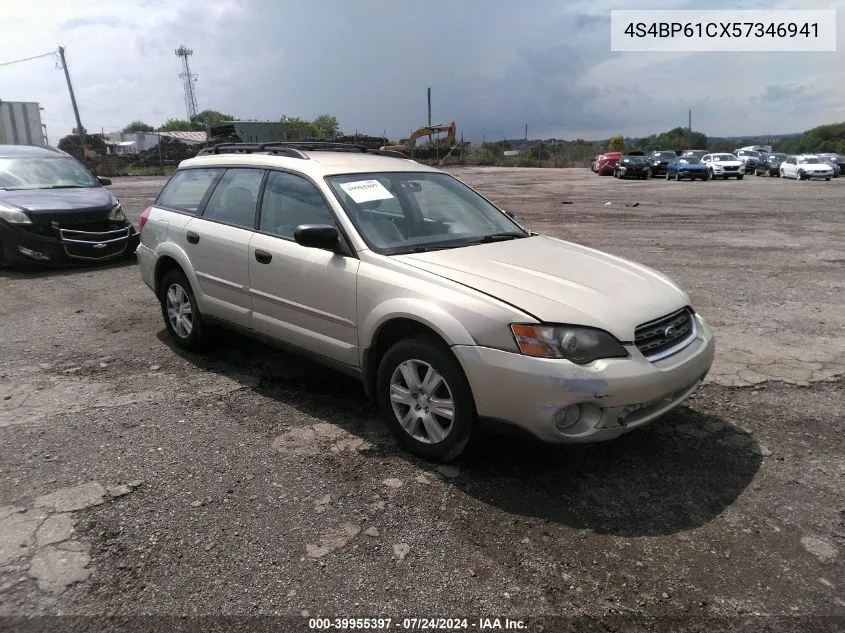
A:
376;337;476;462
159;269;210;352
737;174;744;180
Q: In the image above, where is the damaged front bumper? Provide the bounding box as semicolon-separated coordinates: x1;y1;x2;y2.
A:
0;220;140;267
453;315;715;443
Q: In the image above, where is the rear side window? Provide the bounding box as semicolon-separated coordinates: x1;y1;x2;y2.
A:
155;168;223;214
201;168;265;230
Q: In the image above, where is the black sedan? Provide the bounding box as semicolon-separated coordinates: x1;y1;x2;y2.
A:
647;150;677;176
0;145;139;267
614;155;651;179
755;152;788;176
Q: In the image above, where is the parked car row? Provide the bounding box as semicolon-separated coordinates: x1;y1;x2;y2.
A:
592;146;843;182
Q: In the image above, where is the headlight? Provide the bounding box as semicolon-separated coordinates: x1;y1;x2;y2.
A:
0;203;32;224
510;324;629;364
107;204;125;221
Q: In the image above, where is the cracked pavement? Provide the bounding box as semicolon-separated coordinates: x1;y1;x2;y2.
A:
0;171;843;629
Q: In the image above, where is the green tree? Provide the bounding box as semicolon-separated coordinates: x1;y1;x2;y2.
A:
123;120;154;133
313;114;340;139
280;115;320;141
157;118;194;132
607;134;626;152
189;110;236;131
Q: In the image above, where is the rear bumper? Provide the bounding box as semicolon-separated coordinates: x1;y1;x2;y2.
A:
454;315;715;444
0;220;139;267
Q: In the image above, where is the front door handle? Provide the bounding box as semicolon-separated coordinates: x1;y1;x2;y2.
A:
186;230;200;244
254;249;272;264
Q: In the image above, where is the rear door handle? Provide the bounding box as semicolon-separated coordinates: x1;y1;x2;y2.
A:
254;249;272;264
186;230;200;244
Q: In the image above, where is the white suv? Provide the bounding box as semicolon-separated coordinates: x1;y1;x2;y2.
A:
137;142;715;462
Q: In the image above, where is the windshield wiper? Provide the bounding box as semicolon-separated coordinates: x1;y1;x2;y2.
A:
45;185;91;189
465;232;528;245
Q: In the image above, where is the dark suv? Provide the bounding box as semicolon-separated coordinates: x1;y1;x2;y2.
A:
0;144;139;266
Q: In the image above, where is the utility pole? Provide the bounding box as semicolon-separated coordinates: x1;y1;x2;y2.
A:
58;46;85;147
688;109;692;148
427;87;431;127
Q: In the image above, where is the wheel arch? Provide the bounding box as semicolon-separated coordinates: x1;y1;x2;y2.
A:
360;301;476;400
151;244;202;302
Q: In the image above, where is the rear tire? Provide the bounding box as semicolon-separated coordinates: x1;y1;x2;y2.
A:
737;174;744;180
376;337;477;463
159;269;211;352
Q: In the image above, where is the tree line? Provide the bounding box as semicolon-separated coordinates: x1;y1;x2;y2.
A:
120;111;341;140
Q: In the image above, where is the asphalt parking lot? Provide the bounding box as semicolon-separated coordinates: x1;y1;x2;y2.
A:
1;168;843;628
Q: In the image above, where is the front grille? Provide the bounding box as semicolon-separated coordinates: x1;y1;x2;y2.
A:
724;166;739;171
58;226;131;261
635;308;695;360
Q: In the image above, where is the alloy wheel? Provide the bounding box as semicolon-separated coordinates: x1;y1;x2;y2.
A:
389;359;455;444
166;283;193;338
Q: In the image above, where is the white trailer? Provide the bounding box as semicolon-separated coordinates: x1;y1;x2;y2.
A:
0;100;47;146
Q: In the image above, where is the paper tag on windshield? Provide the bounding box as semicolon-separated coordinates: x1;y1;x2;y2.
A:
339;179;394;203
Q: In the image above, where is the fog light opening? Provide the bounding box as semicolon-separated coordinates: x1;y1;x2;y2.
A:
553;404;582;433
17;245;50;262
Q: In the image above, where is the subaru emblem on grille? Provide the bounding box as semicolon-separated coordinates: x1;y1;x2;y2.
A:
92;243;107;249
664;325;676;339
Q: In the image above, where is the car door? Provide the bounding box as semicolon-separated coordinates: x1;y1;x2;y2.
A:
782;157;796;178
248;170;360;367
183;167;265;327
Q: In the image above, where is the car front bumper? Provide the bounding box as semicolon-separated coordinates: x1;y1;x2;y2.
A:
454;315;715;443
712;169;743;177
0;220;139;267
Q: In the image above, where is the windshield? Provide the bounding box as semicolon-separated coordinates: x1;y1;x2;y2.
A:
738;151;761;158
771;153;788;161
0;156;98;190
798;156;820;164
713;154;736;161
654;152;676;160
679;157;701;164
622;156;647;164
326;172;529;255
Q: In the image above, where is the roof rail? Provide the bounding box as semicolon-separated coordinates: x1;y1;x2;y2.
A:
197;141;413;161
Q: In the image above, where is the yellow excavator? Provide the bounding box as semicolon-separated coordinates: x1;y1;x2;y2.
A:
381;121;457;157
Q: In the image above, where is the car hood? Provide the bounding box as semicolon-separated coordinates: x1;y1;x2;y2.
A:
0;187;116;216
799;162;834;170
709;160;743;167
675;163;706;169
395;235;690;341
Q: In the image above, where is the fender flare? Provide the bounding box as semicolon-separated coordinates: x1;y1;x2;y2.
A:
152;242;208;309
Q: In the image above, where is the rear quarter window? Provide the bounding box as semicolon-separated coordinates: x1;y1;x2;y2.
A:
155;168;224;214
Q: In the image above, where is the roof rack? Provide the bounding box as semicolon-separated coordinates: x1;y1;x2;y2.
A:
197;141;411;160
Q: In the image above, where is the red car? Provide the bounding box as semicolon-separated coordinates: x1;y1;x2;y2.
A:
596;152;623;176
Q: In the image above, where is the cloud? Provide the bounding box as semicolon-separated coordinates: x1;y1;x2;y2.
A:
0;0;842;144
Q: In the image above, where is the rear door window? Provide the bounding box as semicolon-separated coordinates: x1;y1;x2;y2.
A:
155;168;223;214
201;168;265;230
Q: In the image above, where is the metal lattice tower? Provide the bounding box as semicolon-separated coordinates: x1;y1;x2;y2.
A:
175;45;198;120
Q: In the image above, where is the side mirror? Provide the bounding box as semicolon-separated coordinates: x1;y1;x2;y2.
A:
294;224;339;251
97;176;112;186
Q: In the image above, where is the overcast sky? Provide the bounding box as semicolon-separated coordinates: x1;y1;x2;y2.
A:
1;0;843;145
